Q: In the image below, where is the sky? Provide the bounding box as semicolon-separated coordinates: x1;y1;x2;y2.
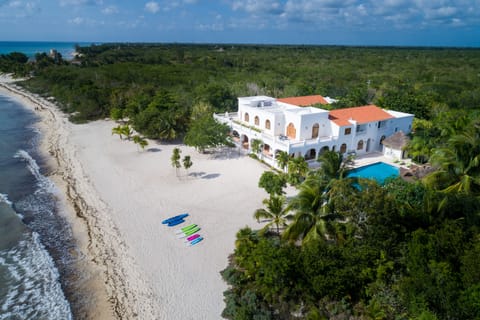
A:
0;0;479;47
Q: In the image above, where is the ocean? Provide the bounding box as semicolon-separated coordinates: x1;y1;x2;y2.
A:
0;94;76;319
0;42;83;319
0;41;91;59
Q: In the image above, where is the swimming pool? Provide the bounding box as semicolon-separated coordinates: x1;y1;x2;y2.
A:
346;162;399;184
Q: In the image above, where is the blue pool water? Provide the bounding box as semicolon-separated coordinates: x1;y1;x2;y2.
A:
346;162;399;184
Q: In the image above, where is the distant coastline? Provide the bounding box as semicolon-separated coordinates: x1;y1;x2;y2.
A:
0;41;95;59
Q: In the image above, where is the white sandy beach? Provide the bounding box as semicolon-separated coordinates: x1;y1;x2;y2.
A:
0;74;272;319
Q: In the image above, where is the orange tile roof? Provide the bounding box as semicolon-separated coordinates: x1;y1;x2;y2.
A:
277;95;328;106
328;105;394;126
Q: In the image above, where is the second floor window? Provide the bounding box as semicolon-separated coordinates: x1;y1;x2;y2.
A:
255;116;260;126
344;128;351;135
265;119;271;129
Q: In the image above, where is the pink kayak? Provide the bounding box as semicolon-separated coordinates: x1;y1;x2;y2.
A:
186;234;200;242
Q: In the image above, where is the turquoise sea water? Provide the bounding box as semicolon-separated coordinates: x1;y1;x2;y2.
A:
0;95;74;318
0;41;91;59
346;162;399;184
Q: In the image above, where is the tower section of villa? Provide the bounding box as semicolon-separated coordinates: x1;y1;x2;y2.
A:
214;95;414;168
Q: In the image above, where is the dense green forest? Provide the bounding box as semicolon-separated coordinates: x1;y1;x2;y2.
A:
2;44;479;319
2;44;480;139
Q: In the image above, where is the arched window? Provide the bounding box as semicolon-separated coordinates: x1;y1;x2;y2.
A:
287;123;296;139
265;119;271;129
254;116;260;126
244;113;249;122
357;140;364;150
340;143;347;154
312;123;319;138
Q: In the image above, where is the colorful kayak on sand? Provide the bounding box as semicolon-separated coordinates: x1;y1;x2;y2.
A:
162;213;188;224
167;218;185;227
175;224;197;234
186;234;200;242
188;237;204;246
177;227;200;238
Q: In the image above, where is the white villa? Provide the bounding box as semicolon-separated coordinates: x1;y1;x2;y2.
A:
214;95;414;168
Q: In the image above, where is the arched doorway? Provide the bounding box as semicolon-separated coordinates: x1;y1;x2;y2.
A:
232;130;240;143
254;116;260;126
380;135;386;146
305;148;316;160
366;138;371;152
242;135;249;149
263;144;272;157
357;140;364;150
244;113;249;122
340;143;347;154
265;119;271;130
312;123;319;138
287;123;296;139
319;146;329;155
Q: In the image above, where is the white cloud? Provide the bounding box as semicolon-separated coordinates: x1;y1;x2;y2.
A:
102;5;118;14
229;0;480;31
68;16;104;26
59;0;103;6
69;16;84;24
232;0;283;14
145;1;160;13
8;1;22;7
197;22;224;31
1;0;41;17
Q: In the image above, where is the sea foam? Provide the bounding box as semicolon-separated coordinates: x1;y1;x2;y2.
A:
0;232;72;320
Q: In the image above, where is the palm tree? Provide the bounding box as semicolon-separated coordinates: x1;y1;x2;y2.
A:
287;156;309;185
250;139;262;156
254;195;290;236
275;150;290;172
317;150;346;180
111;125;123;140
182;155;193;176
132;135;148;151
424;125;480;197
121;124;133;140
171;147;182;176
284;174;340;243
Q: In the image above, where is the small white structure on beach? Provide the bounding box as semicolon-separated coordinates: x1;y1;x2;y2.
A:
214;95;414;168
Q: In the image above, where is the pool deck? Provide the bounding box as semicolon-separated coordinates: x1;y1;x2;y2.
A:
350;152;412;170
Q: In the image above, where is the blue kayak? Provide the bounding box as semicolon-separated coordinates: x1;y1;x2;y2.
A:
162;213;188;224
188;237;204;246
168;218;185;227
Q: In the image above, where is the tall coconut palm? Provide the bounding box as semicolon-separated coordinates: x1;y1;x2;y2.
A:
287;156;309;185
121;124;133;140
425;125;480;197
317;150;345;180
111;125;124;140
182;155;193;176
284;174;340;243
250;139;262;156
171;147;182;176
254;195;290;236
275;150;290;172
133;135;148;151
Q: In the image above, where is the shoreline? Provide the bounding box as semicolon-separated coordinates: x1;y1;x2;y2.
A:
0;76;157;319
0;73;274;319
